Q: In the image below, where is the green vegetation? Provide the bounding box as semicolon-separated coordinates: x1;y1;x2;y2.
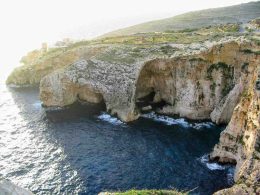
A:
7;4;259;86
241;62;249;72
160;45;177;57
237;135;245;146
178;28;198;33
249;36;260;46
96;24;243;45
17;23;244;71
252;152;260;160
227;134;236;141
222;84;234;97
245;26;254;32
241;49;260;55
198;93;205;103
242;90;250;98
189;58;205;62
102;1;260;37
210;82;216;96
206;62;234;97
16;20;258;71
111;189;187;195
242;49;254;54
206;62;233;80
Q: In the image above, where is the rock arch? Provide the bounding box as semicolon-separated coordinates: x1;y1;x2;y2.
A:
40;70;106;110
40;41;257;124
133;42;247;122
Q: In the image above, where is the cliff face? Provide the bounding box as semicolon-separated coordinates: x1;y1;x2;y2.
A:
40;58;141;122
38;38;260;194
6;36;260;194
39;39;258;124
211;60;260;194
135;41;244;122
6;45;107;86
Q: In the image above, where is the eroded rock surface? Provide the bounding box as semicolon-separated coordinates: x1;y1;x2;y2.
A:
6;36;260;194
211;64;260;194
40;58;142;121
39;38;259;124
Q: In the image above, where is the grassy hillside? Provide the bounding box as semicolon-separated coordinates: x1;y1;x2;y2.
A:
6;18;260;86
96;24;241;45
102;1;260;37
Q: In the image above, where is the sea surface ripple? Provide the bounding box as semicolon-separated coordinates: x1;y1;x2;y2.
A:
0;85;234;195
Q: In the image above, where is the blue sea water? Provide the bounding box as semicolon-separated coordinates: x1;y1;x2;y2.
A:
0;85;234;195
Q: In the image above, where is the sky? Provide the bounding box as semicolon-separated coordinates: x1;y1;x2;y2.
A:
0;0;255;80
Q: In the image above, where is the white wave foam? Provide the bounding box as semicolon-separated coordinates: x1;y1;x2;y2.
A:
141;112;216;130
44;106;64;111
206;162;225;170
199;154;226;170
191;122;214;130
7;84;32;88
97;112;124;125
141;112;190;127
32;102;42;109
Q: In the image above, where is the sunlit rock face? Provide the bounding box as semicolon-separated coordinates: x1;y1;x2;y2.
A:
6;52;80;86
8;36;260;194
6;45;106;86
135;40;259;125
40;59;141;122
40;63;105;107
40;71;78;107
135;55;236;121
211;64;260;195
39;39;259;124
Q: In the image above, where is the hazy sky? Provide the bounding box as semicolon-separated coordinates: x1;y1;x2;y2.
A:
0;0;255;80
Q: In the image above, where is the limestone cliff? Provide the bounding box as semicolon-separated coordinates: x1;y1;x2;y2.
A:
38;38;260;194
6;36;260;194
211;58;260;194
38;38;259;124
6;45;107;86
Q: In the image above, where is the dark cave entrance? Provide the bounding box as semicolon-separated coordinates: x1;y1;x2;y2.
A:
44;87;107;122
135;60;175;114
135;90;167;113
45;99;107;122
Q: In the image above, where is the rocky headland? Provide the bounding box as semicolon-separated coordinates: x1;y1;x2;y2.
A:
6;26;260;194
0;179;34;195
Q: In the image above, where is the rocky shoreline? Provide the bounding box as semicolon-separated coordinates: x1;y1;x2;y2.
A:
6;36;260;194
0;179;34;195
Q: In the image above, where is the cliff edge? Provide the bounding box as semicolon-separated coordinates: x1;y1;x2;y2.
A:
6;34;260;194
